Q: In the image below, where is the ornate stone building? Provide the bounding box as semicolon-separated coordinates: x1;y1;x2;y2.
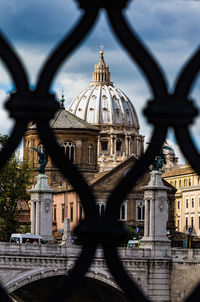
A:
68;48;144;171
23;109;99;187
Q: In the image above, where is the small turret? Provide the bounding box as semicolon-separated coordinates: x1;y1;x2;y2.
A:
60;93;65;109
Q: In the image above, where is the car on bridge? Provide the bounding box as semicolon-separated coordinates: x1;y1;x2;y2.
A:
10;233;46;244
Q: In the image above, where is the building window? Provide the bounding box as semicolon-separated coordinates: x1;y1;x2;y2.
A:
53;206;56;222
97;202;105;217
88;145;94;164
179;180;181;187
192;198;194;208
184;179;187;187
186;198;188;209
174;180;177;188
116;141;122;152
186;217;188;230
70;203;73;222
101;141;108;151
191;217;194;229
118;201;127;221
177;200;180;210
199;216;200;230
61;204;65;223
61;141;75;162
189;178;191;186
136;201;145;221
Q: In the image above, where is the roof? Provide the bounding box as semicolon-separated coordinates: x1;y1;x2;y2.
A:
28;108;99;131
163;164;195;178
90;158;175;194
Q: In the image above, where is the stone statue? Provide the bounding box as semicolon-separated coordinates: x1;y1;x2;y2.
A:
31;147;48;174
151;145;171;171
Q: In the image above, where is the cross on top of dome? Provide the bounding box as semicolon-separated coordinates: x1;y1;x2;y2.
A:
100;44;104;56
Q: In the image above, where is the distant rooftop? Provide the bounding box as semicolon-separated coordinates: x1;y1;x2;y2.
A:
28;108;99;131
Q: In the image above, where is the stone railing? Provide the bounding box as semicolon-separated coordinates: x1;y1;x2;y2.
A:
167;248;200;260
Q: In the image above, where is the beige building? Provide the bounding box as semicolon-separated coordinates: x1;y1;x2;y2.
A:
54;156;175;236
23;109;99;187
163;164;200;236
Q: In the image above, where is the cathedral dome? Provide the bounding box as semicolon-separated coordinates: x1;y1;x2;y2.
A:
68;47;144;171
68;49;139;129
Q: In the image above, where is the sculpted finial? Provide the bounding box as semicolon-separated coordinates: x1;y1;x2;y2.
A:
100;44;104;56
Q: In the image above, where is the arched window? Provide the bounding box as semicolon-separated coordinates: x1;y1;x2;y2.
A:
136;201;145;221
118;201;127;221
88;144;94;164
97;202;105;217
61;141;75;162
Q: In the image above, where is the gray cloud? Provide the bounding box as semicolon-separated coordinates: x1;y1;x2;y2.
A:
0;0;199;164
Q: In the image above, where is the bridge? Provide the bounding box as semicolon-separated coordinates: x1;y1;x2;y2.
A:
0;243;199;301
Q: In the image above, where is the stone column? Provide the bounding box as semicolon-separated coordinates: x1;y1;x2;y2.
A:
113;135;116;156
144;199;149;237
128;136;131;155
31;201;36;234
35;201;40;235
149;198;154;238
110;135;113;156
97;137;100;157
29;174;54;241
140;170;170;255
125;135;128;155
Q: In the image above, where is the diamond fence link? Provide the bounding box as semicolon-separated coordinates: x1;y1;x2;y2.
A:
0;0;199;301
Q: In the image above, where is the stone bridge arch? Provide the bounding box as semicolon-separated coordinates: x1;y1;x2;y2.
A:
9;272;129;302
5;265;120;294
6;267;66;294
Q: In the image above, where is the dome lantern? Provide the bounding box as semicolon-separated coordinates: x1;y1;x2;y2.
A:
92;45;112;85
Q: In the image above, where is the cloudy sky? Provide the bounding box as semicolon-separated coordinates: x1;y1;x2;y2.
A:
0;0;200;163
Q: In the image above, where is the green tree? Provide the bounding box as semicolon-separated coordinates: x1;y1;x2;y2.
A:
0;135;32;241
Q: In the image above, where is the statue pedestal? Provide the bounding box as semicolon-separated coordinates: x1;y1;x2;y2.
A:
29;174;54;241
140;170;170;256
61;218;73;247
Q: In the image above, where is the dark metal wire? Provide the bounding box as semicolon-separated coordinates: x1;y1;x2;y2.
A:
0;0;199;300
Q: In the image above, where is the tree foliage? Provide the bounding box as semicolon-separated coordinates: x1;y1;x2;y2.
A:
0;135;32;241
